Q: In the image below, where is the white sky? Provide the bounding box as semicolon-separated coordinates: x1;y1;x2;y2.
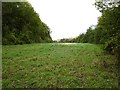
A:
28;0;101;40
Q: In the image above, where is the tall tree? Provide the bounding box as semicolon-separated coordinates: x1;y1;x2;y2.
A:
95;0;120;55
2;2;52;45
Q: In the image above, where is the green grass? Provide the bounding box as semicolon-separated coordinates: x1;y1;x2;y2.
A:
2;43;118;88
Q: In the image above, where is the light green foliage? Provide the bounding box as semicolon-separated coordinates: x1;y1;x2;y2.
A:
2;43;118;88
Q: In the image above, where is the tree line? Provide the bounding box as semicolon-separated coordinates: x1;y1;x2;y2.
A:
79;0;120;59
59;0;120;61
2;2;52;45
2;1;120;61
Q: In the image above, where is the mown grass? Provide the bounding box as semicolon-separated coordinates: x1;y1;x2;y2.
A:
2;43;118;88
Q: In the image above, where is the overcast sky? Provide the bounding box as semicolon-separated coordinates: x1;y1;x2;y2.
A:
28;0;101;40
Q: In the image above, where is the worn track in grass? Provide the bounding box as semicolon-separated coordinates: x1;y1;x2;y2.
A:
2;43;118;88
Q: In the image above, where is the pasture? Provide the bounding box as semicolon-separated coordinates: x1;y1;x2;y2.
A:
2;43;118;88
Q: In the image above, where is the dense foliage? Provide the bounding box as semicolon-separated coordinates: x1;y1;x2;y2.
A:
2;2;52;45
58;38;76;43
72;0;120;60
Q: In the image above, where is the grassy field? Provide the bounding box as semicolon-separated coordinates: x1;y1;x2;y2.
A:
2;43;118;88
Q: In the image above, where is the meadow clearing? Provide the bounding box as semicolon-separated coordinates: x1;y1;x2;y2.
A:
2;43;118;88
